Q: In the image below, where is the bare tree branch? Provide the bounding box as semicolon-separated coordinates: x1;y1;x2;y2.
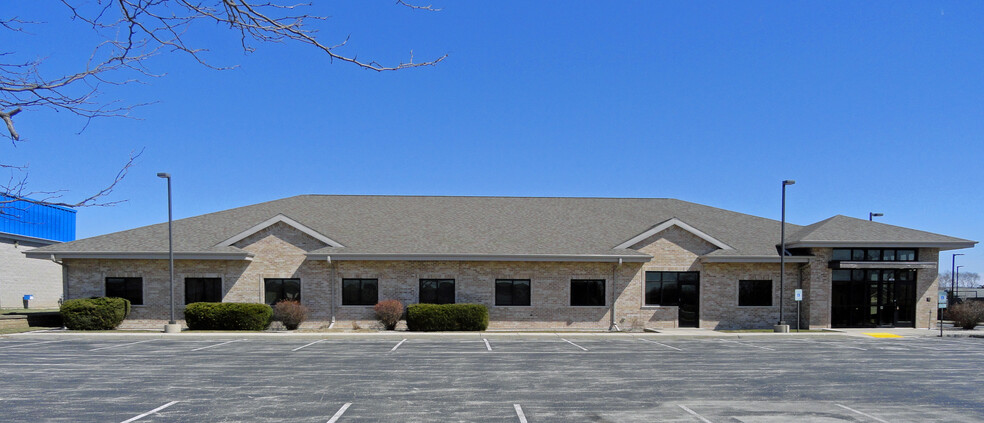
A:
396;1;442;12
0;149;143;217
1;1;444;213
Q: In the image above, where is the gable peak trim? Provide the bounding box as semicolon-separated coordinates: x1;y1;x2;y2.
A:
614;217;733;250
217;214;344;248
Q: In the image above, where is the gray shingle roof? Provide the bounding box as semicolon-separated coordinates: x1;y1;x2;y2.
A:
25;195;976;260
786;215;974;247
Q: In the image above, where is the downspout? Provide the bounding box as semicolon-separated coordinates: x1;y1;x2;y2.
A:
52;255;66;306
610;258;622;332
327;255;336;329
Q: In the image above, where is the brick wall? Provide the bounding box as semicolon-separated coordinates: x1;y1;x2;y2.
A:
59;220;947;330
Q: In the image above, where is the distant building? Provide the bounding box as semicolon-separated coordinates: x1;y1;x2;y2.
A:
1;195;76;309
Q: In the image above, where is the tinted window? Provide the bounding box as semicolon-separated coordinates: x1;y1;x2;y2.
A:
342;279;378;306
831;249;851;261
185;278;222;304
106;277;143;305
264;278;301;304
645;271;699;306
495;279;531;306
571;279;605;306
738;280;772;307
419;279;455;304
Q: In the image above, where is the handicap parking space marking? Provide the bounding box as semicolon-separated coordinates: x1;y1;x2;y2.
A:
637;338;683;351
120;401;179;423
390;338;407;352
190;339;244;352
291;339;326;352
560;338;588;351
835;404;889;423
326;402;352;423
862;332;904;338
513;404;528;423
89;339;156;352
677;404;713;423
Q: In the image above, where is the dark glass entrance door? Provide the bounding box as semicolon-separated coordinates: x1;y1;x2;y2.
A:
678;274;699;327
832;269;917;328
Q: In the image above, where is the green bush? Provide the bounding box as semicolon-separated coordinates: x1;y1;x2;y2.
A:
406;304;489;331
60;297;131;330
184;302;272;331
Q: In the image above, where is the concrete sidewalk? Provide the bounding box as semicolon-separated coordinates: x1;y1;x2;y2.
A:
4;326;981;339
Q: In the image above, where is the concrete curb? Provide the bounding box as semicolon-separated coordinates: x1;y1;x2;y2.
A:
2;329;870;340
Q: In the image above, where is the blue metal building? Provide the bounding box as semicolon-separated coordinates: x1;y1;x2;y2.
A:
0;194;76;242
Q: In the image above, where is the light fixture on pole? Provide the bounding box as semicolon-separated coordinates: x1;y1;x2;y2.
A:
776;179;795;333
157;172;179;333
951;253;963;306
956;265;964;302
869;212;883;221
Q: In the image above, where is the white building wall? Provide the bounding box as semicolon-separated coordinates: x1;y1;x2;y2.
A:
0;237;63;309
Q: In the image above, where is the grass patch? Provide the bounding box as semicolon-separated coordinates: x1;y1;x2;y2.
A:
1;308;60;315
0;327;58;335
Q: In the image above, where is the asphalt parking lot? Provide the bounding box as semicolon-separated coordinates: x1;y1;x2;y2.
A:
0;334;981;422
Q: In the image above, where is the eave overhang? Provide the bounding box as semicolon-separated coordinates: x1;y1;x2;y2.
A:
307;253;653;263
24;251;254;261
701;255;812;264
785;241;976;250
829;261;937;270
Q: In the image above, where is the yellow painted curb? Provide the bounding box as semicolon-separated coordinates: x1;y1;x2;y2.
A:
863;332;903;338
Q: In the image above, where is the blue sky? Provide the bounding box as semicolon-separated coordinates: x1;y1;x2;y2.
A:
5;1;982;275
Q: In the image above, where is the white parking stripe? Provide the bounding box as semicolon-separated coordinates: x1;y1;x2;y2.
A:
0;340;62;350
120;401;179;423
89;339;155;351
560;338;588;351
513;404;528;423
326;403;351;423
677;404;713;423
190;339;242;351
718;339;775;351
390;339;407;352
796;339;866;351
835;404;889;423
292;339;326;352
484;338;492;351
639;338;683;351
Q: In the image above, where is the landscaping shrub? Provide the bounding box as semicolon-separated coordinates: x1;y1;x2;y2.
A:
406;304;489;332
948;301;984;330
184;302;272;331
273;300;308;330
374;300;404;330
60;297;131;330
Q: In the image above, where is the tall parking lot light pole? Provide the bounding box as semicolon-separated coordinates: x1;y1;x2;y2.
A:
869;212;883;221
777;179;795;332
951;253;963;304
157;172;178;333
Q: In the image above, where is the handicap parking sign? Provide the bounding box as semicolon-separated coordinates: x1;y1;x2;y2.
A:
939;291;948;308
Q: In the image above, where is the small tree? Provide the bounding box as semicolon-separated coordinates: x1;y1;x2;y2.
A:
374;300;404;330
273;300;308;330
